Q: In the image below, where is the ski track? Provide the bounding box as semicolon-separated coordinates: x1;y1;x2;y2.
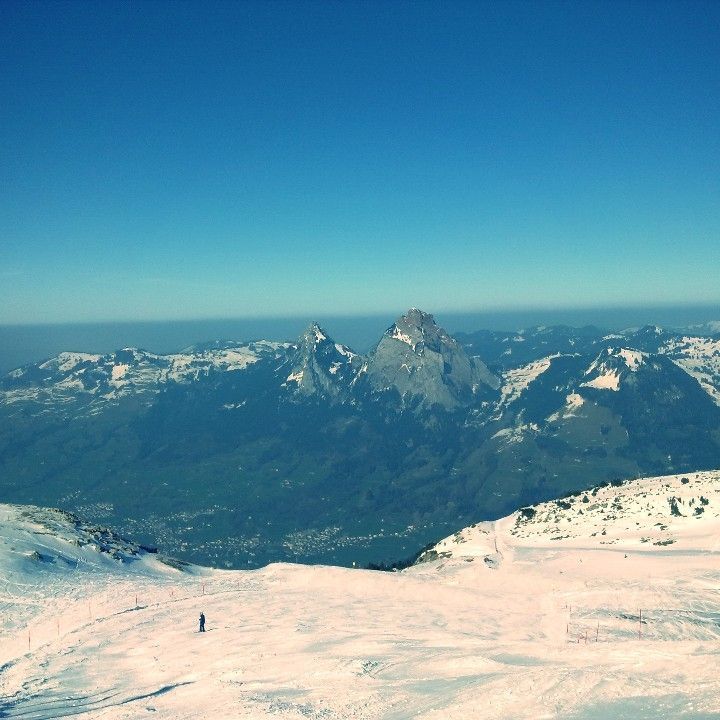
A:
2;475;720;719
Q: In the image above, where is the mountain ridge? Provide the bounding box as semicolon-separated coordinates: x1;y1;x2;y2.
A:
2;310;720;568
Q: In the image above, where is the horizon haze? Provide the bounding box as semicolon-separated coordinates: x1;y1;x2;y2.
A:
1;302;719;375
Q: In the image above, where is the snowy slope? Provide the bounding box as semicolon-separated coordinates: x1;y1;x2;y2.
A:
466;324;720;409
3;471;720;719
419;469;720;559
661;336;720;406
0;504;193;642
497;354;558;406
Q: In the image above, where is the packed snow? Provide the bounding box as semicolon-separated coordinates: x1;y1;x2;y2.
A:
110;363;129;382
580;347;650;393
53;353;104;373
2;470;720;718
309;326;327;344
566;392;584;409
580;350;631;392
334;344;356;359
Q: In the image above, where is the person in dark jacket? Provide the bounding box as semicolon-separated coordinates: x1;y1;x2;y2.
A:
199;612;206;632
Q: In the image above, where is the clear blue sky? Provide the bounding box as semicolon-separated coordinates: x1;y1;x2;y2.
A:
1;0;719;324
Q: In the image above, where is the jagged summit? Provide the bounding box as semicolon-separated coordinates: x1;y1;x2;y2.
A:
383;308;455;353
284;323;358;399
301;322;329;346
366;308;499;410
398;307;435;327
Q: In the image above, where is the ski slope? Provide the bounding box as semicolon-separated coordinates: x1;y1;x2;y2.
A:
2;472;720;719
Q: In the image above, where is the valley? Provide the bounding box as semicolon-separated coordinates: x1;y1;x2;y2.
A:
2;311;720;568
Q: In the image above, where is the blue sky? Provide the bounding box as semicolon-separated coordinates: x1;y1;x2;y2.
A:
1;0;719;324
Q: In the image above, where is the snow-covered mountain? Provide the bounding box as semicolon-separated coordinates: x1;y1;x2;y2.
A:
578;346;647;390
660;334;720;405
460;323;720;408
494;343;718;425
1;341;291;412
2;312;720;569
3;469;720;719
0;309;499;415
3;314;719;417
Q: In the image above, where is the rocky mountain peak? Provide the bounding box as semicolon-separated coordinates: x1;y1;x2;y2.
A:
293;323;338;365
285;324;358;399
301;322;329;347
400;307;436;329
367;309;499;410
383;308;457;355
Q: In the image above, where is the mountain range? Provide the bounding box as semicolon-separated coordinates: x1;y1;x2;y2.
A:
1;308;720;567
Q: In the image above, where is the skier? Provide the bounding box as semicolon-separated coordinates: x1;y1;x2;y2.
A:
199;612;206;632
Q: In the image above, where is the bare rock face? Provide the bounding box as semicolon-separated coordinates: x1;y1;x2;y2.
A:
285;311;500;410
283;323;360;401
365;309;499;410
